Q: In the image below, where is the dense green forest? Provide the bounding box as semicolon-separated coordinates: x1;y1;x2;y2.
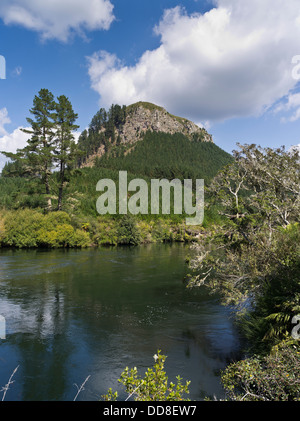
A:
76;103;127;165
95;131;232;182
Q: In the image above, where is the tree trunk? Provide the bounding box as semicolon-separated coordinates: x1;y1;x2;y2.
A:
45;170;52;211
57;185;63;211
57;162;64;211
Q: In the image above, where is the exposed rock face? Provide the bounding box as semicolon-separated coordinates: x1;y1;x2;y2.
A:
80;101;213;168
118;102;213;144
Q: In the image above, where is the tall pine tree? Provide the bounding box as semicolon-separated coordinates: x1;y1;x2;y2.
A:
54;95;79;211
1;89;80;212
14;89;56;210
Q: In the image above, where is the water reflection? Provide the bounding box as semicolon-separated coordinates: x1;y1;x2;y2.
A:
0;244;241;401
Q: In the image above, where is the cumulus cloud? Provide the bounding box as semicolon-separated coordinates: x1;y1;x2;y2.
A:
0;108;28;155
273;92;300;122
0;108;11;135
87;0;300;124
0;0;115;41
0;125;29;172
0;108;28;172
0;126;29;154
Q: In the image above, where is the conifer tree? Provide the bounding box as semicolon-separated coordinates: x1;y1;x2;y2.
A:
1;89;80;211
2;88;56;210
54;95;79;211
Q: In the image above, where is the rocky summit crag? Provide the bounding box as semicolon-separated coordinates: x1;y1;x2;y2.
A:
119;102;213;144
79;101;213;167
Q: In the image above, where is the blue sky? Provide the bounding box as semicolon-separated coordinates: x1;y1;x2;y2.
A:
1;0;300;171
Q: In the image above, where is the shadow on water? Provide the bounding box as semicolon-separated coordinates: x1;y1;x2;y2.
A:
0;243;243;401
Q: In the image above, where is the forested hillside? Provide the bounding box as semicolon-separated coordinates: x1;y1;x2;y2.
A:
76;101;214;168
0;96;232;220
95;131;232;182
0;92;232;248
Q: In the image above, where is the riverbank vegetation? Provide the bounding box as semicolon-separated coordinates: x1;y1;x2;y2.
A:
187;143;300;400
0;208;208;248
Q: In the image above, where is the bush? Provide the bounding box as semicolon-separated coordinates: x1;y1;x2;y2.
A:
70;229;91;248
117;215;141;245
152;220;173;243
221;341;300;401
0;209;91;248
92;217;118;246
102;350;191;401
1;209;44;248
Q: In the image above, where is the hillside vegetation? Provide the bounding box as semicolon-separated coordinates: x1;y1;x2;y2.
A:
95;131;232;182
0;94;230;248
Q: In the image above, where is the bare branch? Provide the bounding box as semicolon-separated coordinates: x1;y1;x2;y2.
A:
73;375;91;401
1;366;19;401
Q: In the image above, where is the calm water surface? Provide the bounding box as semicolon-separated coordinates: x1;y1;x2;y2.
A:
0;243;241;401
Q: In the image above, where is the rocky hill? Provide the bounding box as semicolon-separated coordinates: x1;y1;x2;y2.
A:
119;102;213;144
77;102;213;167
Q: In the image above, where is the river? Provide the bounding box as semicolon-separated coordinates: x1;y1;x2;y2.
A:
0;243;242;401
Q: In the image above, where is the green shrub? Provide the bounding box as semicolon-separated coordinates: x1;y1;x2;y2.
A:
1;209;44;248
221;341;300;401
70;229;91;248
102;350;191;401
92;217;118;246
117;215;141;245
0;209;90;248
43;211;71;228
152;220;173;242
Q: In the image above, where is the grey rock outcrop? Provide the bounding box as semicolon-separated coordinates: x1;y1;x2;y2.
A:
80;101;213;167
118;102;213;144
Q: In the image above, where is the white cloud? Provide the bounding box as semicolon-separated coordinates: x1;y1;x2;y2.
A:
72;130;81;144
0;0;115;42
273;92;300;122
0;109;28;164
0;108;11;135
0;127;29;154
87;0;300;125
0;126;29;172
